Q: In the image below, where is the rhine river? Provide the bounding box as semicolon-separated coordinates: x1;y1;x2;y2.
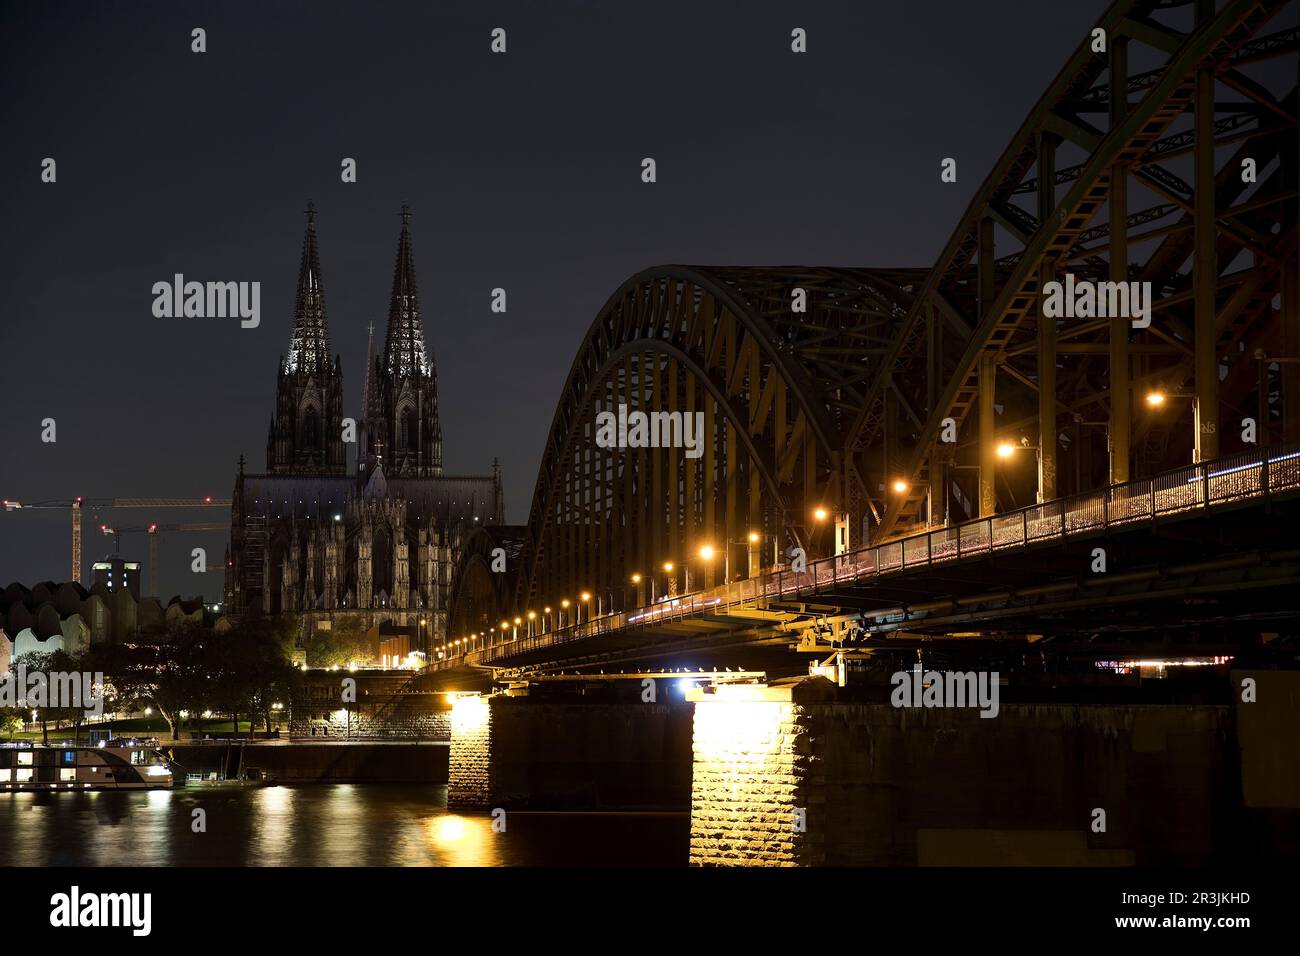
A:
0;785;690;866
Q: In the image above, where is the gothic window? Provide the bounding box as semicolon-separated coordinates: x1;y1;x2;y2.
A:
303;406;319;448
402;407;418;451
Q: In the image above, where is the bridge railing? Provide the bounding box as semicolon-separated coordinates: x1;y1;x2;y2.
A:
435;441;1300;669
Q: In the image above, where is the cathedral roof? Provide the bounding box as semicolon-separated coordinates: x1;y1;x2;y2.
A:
286;201;332;375
238;472;498;527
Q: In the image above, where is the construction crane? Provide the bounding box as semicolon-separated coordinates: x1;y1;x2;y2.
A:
98;522;229;598
1;496;230;584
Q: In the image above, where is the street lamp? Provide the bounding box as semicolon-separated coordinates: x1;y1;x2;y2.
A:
579;592;592;624
561;598;571;627
1145;389;1167;407
698;543;729;587
746;530;762;576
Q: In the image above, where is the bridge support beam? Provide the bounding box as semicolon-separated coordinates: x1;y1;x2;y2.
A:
1108;37;1131;485
1037;131;1058;502
1192;3;1219;463
979;352;997;517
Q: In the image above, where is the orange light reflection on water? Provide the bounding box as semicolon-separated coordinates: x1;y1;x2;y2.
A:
423;812;496;866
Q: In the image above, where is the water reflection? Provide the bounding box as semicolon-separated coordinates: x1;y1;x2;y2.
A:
0;785;688;866
424;813;495;866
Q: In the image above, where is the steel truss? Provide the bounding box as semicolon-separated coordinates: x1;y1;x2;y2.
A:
844;0;1298;543
514;266;922;613
454;0;1298;637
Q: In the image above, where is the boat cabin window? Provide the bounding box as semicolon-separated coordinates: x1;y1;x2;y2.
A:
17;752;32;766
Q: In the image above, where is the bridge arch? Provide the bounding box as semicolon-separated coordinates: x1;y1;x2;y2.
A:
843;0;1299;542
446;525;525;647
514;265;921;614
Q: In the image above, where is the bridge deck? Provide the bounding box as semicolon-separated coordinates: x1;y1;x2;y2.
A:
432;442;1300;674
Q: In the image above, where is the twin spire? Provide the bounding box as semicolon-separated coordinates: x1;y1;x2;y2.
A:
383;202;430;379
285;202;432;384
285;201;330;374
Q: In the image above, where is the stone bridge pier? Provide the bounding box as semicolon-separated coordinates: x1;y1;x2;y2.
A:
446;688;694;811
445;673;1300;865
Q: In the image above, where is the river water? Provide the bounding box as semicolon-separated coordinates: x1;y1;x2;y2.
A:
0;785;690;866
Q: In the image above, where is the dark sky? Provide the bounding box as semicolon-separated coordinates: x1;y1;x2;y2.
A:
0;0;1100;598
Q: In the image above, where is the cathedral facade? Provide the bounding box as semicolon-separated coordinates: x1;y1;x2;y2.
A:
225;205;502;650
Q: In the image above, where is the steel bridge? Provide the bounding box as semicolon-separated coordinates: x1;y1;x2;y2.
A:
441;0;1299;682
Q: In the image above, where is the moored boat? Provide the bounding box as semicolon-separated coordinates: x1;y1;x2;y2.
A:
0;742;173;791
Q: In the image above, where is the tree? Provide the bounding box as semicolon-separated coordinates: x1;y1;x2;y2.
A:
305;619;373;668
221;617;301;737
100;625;208;741
13;649;90;745
0;710;24;740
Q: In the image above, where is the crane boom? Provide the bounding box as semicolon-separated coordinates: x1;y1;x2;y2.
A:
2;495;231;585
99;522;229;597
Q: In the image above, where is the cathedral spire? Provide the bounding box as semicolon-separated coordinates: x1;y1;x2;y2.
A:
268;203;346;476
287;201;331;374
383;203;429;378
361;320;381;422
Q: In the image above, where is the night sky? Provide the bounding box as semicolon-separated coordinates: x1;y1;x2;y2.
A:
0;0;1100;598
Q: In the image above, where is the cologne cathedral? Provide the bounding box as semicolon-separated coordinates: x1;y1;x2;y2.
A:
224;204;503;647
